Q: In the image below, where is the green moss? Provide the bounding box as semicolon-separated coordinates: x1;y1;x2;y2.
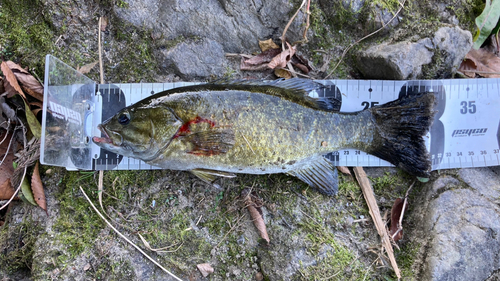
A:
0;0;55;78
0;216;42;274
397;241;421;279
94;259;135;280
297;218;370;280
52;171;105;258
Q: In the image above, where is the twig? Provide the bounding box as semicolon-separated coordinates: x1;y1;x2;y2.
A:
459;70;500;75
195;215;203;226
302;0;311;42
98;17;104;84
98;170;105;212
280;0;306;50
79;186;184;281
97;17;105;214
216;214;245;248
0;128;15;166
0;120;11;145
391;180;415;241
353;167;401;279
326;0;406;78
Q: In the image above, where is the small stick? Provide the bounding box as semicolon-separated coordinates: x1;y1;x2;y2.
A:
353;167;401;279
79;186;184;281
0;127;15;166
460;70;500;75
302;0;311;42
97;17;105;213
391;180;415;240
98;17;104;84
280;0;306;50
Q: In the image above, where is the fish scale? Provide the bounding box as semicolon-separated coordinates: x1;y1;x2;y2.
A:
41;55;500;174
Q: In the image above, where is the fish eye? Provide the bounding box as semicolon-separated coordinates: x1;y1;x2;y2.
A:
118;111;131;125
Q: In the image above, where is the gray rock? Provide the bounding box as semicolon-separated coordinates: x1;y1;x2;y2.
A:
356;26;472;79
160;38;227;80
414;168;500;281
356;39;434;79
115;0;299;53
432;26;473;77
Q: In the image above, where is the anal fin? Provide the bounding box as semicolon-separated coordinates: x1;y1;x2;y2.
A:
191;168;236;184
288;157;338;196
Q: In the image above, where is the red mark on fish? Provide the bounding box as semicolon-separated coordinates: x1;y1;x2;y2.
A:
173;116;215;139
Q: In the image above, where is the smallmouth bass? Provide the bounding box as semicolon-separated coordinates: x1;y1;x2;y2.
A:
93;79;435;195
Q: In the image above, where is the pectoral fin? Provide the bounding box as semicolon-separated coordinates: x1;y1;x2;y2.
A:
191;168;236;183
183;128;235;156
288;157;338;196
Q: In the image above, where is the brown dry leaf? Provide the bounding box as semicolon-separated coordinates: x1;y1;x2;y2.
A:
458;48;500;78
6;61;44;98
389;197;407;242
241;188;270;244
274;68;292;79
459;58;477;78
21;85;44;102
291;54;312;74
268;42;296;69
241;48;281;71
0;77;4;94
259;38;279;52
28;101;44;109
5;61;29;74
0;180;15;200
1;61;27;100
196;263;214;277
0;131;16;200
31;162;47;212
77;61;98;75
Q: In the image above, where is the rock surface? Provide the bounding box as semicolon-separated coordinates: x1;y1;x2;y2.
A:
160;38;228;80
356;26;472;79
405;167;500;281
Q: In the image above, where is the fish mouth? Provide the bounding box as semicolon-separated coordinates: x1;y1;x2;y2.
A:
92;125;114;145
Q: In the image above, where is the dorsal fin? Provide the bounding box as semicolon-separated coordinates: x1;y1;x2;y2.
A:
139;78;342;112
210;78;342;112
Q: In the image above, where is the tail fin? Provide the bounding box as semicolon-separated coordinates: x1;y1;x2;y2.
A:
368;93;436;177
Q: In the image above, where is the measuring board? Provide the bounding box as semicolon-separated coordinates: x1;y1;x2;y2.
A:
40;55;500;171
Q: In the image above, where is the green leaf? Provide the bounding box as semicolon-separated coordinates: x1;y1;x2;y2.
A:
20;176;37;206
23;98;41;139
493;17;500;37
473;0;500;49
417;177;429;183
